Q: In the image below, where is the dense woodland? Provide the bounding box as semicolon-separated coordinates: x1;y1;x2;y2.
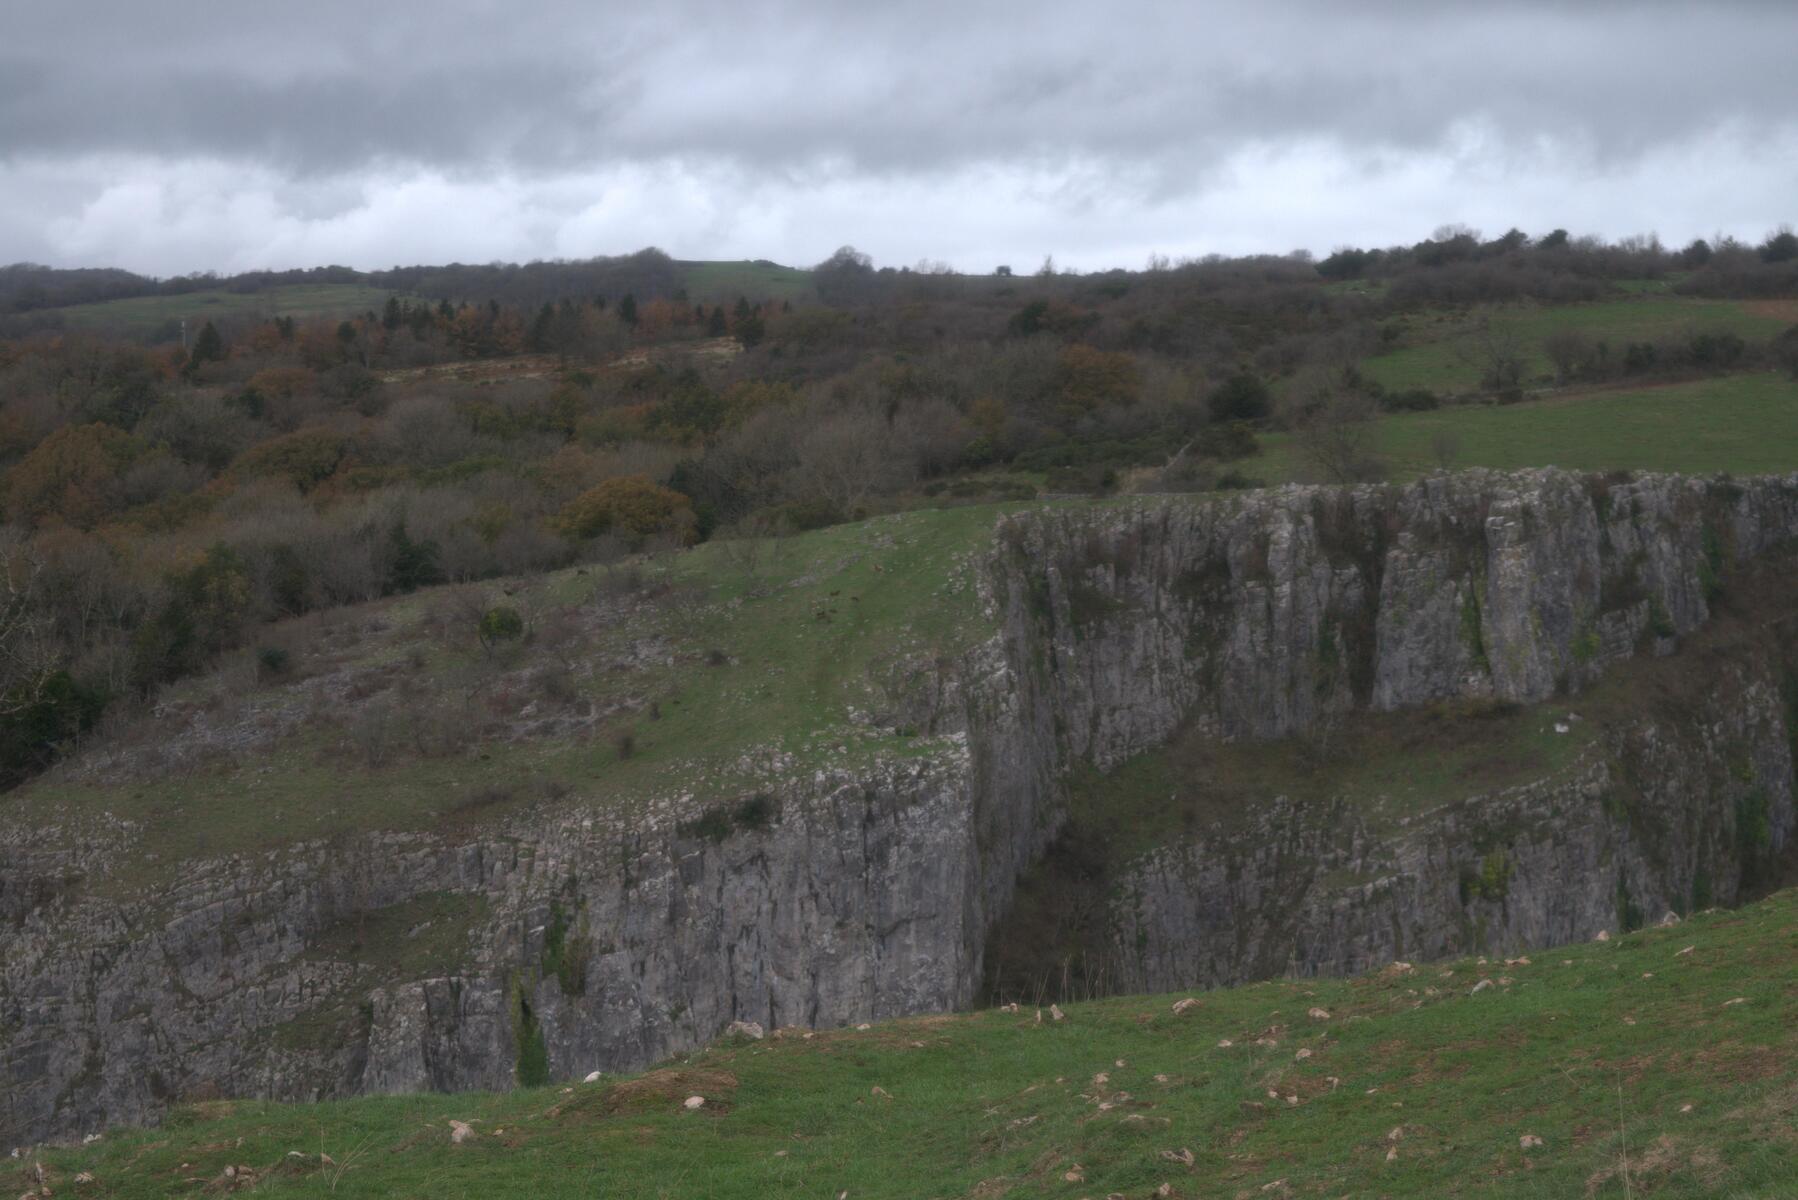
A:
1;225;1796;785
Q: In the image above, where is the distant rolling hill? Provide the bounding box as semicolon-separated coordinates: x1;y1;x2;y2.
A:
674;258;815;303
9;259;814;342
42;283;399;341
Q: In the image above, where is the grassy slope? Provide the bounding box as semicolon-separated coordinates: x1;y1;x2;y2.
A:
51;284;397;338
21;892;1797;1198
1361;296;1788;395
1073;693;1591;863
674;260;816;303
1250;371;1798;485
2;503;1013;890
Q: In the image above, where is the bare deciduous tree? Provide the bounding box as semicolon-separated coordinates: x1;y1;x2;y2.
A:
0;534;54;714
1289;388;1388;484
1456;324;1529;394
1543;329;1595;385
1430;429;1464;472
794;401;907;514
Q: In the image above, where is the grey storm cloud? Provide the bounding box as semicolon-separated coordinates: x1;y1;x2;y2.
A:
5;0;1795;175
1;0;1795;273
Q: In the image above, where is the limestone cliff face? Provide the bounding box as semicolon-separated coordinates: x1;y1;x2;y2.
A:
4;469;1796;1143
991;469;1798;761
0;756;1011;1142
993;469;1796;995
1110;661;1795;993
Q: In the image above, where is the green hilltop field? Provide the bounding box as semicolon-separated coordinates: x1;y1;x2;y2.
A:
47;283;398;339
31;261;815;340
19;892;1797;1199
1250;370;1798;486
673;259;816;303
1359;295;1790;396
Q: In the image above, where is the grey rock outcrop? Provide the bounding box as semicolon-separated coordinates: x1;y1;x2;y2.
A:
3;468;1795;1142
1111;661;1794;993
1;756;1011;1141
991;469;1795;761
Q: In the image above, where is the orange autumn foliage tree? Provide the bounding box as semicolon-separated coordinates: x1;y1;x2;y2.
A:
555;475;696;546
294;320;353;370
632;297;699;340
246;367;316;403
446;307;526;358
226;429;351;493
1056;345;1140;422
3;423;148;529
720;380;798;426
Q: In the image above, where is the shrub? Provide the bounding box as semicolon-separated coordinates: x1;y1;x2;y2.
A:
542;906;592;996
1688;330;1744;369
1044;464;1117;495
555;475;697;546
479;605;525;647
1380;388;1440;412
246;366;315;403
678;793;781;842
1459;847;1513;903
1623;342;1658;373
0;670;107;786
256;645;292;680
319;363;382;408
1207;373;1271;423
1194;420;1260;460
535;662;578;703
1214;469;1265;491
129;545;253;691
766;497;845;532
1542;329;1597;384
384;523;443;594
1006;299;1095;339
1774;326;1798;380
732;792;779;831
228;429;349;493
1760;228;1798;264
1056;345;1141;419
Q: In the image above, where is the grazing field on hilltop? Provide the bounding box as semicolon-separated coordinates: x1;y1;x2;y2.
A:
1360;296;1790;395
49;283;397;339
21;891;1797;1198
674;259;816;303
1252;370;1798;485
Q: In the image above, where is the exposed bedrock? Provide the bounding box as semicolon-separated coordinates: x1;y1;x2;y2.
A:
4;468;1795;1141
1109;661;1794;994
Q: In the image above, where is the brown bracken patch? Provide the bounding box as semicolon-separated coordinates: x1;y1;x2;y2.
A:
1741;299;1798;323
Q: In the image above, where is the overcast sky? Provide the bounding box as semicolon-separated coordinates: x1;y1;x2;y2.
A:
2;0;1795;276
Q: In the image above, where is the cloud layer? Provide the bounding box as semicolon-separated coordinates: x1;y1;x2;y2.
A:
4;1;1795;274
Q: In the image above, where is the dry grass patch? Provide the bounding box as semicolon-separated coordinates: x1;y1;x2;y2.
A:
551;1067;739;1120
1583;1133;1727;1195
